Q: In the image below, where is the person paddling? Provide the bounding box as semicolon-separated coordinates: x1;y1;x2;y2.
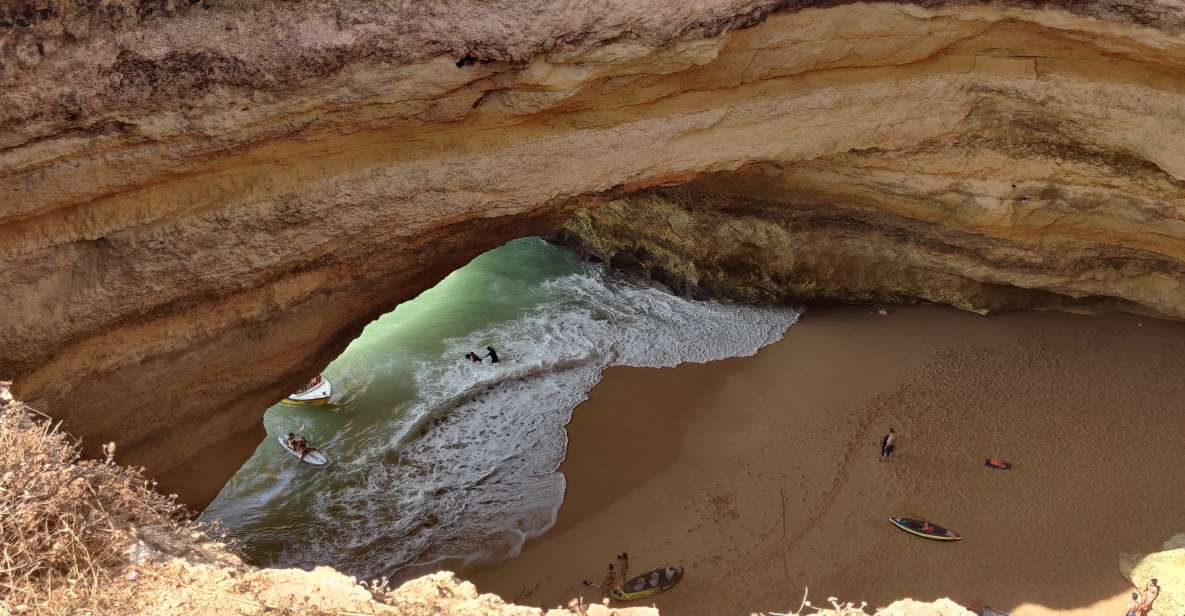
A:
880;428;896;462
286;433;310;461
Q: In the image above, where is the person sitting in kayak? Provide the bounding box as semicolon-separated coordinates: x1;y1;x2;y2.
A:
920;520;935;533
485;346;500;363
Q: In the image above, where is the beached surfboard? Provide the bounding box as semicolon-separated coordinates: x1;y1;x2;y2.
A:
277;435;329;466
889;517;961;541
610;566;684;601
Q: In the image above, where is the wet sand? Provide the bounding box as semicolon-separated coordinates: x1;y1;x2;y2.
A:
465;304;1185;615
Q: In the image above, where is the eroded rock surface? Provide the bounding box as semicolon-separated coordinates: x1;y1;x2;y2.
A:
4;1;1185;506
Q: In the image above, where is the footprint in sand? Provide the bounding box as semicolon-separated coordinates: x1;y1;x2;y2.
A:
696;483;740;523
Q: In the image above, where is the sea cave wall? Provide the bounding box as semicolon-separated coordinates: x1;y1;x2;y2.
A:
3;0;1185;506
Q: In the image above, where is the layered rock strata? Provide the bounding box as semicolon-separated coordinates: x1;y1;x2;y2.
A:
4;1;1185;505
559;162;1185;315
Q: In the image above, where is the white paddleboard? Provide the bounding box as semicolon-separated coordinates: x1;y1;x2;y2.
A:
277;435;329;466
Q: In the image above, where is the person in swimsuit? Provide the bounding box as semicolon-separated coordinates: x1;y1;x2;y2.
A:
1125;591;1142;616
601;564;616;597
464;352;481;362
295;376;322;394
285;433;301;457
291;434;311;460
1140;579;1159;614
880;428;896;462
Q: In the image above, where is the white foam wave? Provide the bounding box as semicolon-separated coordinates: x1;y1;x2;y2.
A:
263;265;800;578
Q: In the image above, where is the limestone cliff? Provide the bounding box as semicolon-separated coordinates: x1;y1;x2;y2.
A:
4;0;1185;506
558;172;1183;315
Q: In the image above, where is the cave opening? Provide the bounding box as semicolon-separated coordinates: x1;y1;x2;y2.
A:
201;233;798;582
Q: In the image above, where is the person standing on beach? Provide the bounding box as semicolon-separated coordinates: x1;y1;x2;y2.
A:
617;552;629;585
1125;591;1142;616
880;428;896;462
601;563;617;597
1140;579;1159;614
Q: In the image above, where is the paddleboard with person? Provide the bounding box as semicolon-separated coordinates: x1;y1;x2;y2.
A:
279;432;329;466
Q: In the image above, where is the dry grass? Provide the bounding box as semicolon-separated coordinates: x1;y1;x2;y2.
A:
0;382;191;615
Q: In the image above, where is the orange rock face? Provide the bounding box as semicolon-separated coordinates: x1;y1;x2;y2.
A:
3;1;1185;506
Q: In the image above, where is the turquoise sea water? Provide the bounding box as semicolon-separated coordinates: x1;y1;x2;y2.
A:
203;238;799;579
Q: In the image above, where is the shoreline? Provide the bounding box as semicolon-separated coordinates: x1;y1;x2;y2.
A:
465;304;1185;614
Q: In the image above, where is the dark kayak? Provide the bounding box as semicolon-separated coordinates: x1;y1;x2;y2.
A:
610;566;684;601
889;517;961;541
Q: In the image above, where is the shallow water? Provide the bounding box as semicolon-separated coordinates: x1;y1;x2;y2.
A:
203;238;799;579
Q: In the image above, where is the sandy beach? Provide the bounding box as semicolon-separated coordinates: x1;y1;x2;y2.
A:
466;304;1185;615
